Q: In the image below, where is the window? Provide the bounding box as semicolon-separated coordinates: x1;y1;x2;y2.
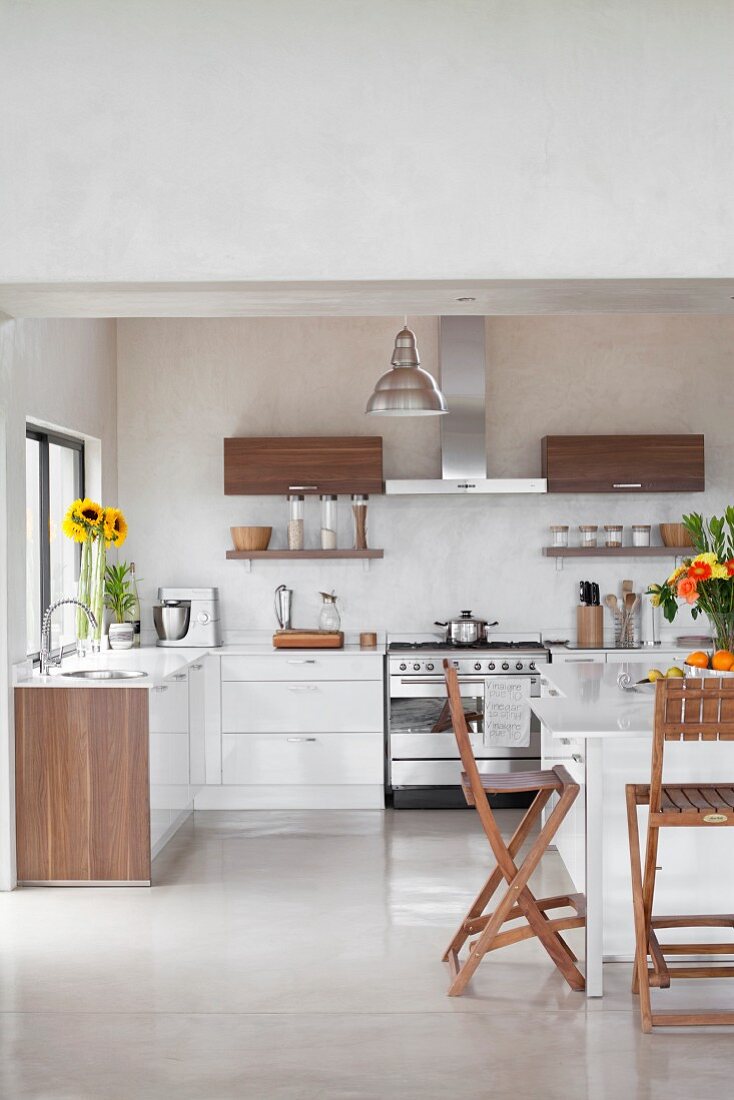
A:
26;427;85;658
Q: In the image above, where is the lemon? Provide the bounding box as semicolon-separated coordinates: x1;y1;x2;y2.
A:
665;666;685;678
647;669;664;682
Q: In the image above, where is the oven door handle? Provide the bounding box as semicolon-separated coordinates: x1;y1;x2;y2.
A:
396;677;487;687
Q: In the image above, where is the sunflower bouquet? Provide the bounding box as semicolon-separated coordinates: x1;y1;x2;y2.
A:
648;509;734;652
62;498;128;648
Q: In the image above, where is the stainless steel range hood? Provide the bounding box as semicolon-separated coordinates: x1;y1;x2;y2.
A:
384;316;547;495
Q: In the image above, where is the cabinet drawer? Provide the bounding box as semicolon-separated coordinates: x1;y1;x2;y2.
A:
222;680;384;733
149;682;189;733
222;732;383;785
221;654;382;682
150;732;190;785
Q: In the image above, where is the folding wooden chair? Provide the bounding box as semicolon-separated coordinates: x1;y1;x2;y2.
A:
442;660;586;996
627;676;734;1031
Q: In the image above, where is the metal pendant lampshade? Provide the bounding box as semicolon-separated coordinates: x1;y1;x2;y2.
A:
365;325;448;416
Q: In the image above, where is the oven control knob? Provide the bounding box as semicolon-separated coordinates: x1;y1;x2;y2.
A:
501;661;510;670
426;663;434;671
516;661;523;671
529;661;536;670
488;662;495;670
399;663;407;671
473;662;481;671
413;663;421;671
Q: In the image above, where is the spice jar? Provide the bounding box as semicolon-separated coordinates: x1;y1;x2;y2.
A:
579;525;598;548
287;495;304;550
320;495;337;550
550;525;569;548
632;524;651;547
604;524;623;548
352;494;369;550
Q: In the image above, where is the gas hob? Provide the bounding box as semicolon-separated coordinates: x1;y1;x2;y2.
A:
389;639;549;676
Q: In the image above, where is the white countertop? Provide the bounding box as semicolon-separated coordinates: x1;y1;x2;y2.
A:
534;661;657;739
14;638;385;689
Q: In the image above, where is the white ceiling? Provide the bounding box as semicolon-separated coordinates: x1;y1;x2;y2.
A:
1;279;734;319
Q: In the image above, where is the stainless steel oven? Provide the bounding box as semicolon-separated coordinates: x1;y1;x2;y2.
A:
387;641;549;808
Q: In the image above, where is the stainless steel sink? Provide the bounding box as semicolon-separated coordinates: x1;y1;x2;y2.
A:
60;669;148;680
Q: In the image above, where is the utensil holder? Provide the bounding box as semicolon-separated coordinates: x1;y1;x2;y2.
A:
577;605;603;648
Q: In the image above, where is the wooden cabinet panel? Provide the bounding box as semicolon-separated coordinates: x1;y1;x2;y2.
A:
15;688;151;883
541;435;705;492
224;436;383;495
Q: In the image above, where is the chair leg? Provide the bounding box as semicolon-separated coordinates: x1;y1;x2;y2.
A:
626;785;653;1031
442;789;552;962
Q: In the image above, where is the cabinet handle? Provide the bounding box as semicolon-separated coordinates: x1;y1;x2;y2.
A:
191;663;203;671
567;658;594;663
560;737;570;745
572;753;583;763
287;659;317;665
173;673;187;680
612;483;642;489
153;685;169;693
286;736;317;743
287;684;320;692
288;485;318;491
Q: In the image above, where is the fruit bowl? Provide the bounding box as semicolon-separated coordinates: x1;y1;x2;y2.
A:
684;663;734;679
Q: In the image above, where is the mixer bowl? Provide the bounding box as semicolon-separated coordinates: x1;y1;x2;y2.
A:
153;602;190;641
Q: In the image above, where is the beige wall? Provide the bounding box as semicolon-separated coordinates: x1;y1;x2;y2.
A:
0;317;118;888
117;315;733;640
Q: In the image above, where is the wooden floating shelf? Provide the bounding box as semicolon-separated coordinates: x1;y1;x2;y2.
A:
227;549;383;560
543;546;692;558
227;548;384;572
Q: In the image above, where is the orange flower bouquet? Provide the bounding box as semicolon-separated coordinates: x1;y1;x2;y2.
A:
648;510;734;652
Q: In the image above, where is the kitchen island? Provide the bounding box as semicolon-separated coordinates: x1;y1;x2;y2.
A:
534;662;734;997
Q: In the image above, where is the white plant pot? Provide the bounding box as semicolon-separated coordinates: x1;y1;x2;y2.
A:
108;622;134;650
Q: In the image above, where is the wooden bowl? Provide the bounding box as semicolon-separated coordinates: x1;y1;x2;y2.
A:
659;523;694;548
231;526;272;551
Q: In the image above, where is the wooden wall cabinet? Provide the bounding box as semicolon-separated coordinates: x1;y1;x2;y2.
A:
541;435;705;493
224;436;383;495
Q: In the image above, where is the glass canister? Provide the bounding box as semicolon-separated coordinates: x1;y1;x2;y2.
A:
550;525;569;548
320;495;337;549
604;524;623;548
352;494;369;550
632;525;651;547
579;525;598;548
287;494;304;550
318;591;341;632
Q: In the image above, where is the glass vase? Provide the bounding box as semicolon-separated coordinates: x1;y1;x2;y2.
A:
77;536;106;654
707;613;734;654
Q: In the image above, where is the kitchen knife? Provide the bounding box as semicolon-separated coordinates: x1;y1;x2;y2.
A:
590;582;600;606
583;581;592;606
579;581;587;605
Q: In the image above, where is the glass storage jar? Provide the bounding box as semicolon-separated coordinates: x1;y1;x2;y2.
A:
287;494;304;550
318;591;341;632
632;524;651;547
550;525;569;548
352;494;369;550
579;525;598;548
320;495;337;549
604;524;623;548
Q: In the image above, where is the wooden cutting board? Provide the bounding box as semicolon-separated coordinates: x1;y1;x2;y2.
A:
273;629;345;649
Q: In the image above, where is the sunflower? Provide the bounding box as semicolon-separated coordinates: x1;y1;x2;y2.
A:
103;506;128;547
77;498;104;527
62;504;88;543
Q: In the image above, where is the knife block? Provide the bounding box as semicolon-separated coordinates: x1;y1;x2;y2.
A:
577;605;603;649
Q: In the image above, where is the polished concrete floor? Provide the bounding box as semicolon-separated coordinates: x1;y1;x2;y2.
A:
2;809;734;1099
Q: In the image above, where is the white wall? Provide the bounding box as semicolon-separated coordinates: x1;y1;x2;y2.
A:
116;314;734;640
2;1;733;281
0;317;117;888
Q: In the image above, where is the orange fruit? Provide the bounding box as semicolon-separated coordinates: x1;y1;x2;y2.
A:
712;650;734;671
686;650;710;669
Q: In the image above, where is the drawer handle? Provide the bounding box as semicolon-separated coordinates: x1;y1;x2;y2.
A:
191;663;203;671
560;737;570;745
287;736;317;743
153;685;169;693
612;483;642;489
567;658;594;663
572;753;583;763
172;673;187;680
287;685;320;692
287;659;317;665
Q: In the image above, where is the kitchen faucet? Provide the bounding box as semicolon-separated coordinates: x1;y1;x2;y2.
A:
40;598;98;676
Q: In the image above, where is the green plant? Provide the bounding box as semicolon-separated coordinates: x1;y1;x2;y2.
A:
104;561;137;624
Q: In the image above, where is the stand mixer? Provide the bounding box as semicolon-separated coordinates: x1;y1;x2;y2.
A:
153;587;222;647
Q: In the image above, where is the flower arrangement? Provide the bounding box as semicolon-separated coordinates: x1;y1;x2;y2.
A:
648;509;734;652
62;498;128;649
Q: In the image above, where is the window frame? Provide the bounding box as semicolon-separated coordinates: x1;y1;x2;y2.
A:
26;425;85;661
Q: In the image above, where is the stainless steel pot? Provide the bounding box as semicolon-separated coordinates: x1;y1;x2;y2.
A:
434;610;498;646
